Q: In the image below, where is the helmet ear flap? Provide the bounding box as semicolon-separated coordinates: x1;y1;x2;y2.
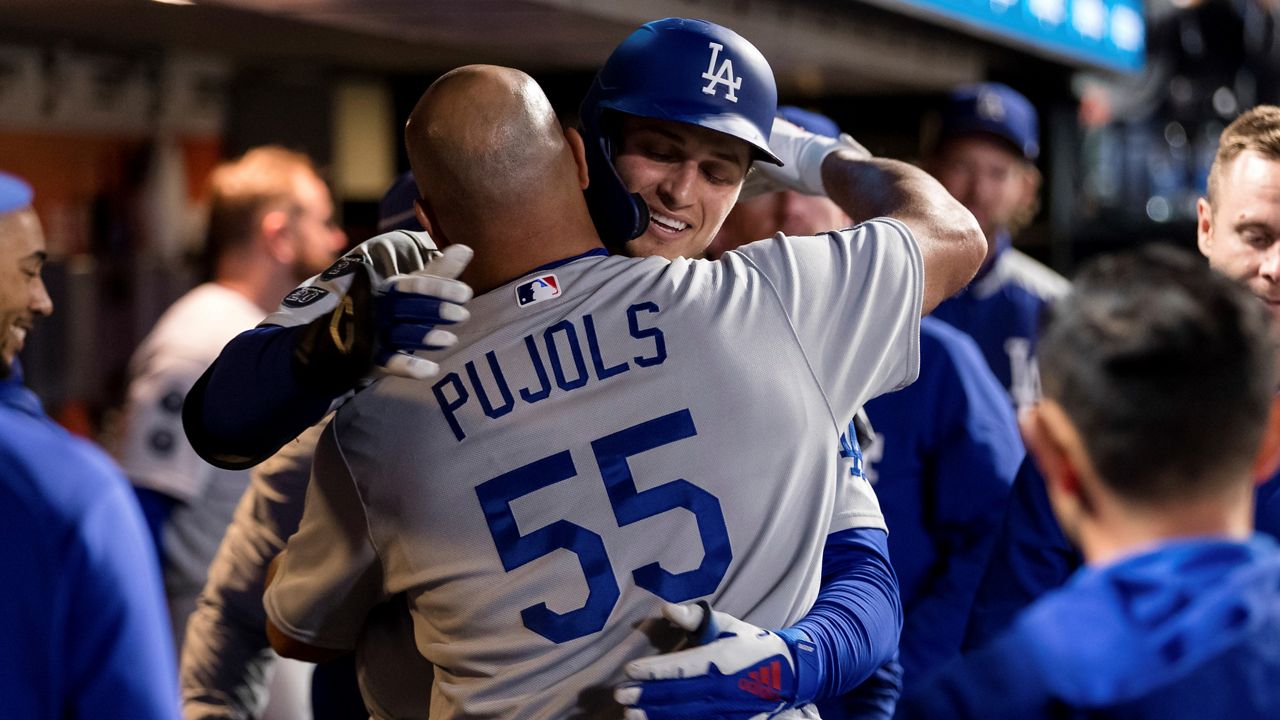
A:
580;107;649;249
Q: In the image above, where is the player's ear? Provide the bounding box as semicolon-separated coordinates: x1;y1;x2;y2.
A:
1196;196;1215;256
414;197;448;246
1021;401;1085;534
564;126;590;191
260;208;295;264
1252;395;1280;485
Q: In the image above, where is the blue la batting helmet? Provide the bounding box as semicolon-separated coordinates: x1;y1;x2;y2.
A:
580;18;781;246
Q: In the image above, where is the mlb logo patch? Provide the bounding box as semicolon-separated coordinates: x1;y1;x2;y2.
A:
516;274;561;308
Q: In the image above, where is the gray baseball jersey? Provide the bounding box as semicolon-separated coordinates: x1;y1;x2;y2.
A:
117;282;265;646
266;218;921;719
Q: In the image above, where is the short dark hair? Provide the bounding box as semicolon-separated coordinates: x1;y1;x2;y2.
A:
1038;244;1277;505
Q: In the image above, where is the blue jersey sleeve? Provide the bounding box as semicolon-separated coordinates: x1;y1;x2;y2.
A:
815;654;902;720
182;325;338;470
962;457;1080;649
787;527;902;701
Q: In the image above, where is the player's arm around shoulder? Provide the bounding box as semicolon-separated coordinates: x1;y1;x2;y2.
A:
820;150;985;315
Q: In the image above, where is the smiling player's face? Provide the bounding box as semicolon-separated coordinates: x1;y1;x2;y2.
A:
0;208;52;378
612;116;752;260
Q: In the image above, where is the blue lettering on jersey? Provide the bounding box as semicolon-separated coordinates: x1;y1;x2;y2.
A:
476;408;732;643
431;374;469;441
628;302;667;366
465;351;515;420
433;302;668;441
546;320;590;391
585;314;628;380
518;335;552;403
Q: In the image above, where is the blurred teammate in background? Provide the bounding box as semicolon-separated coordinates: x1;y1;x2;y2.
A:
965;105;1280;648
926;83;1069;413
116;146;345;719
180;173;432;720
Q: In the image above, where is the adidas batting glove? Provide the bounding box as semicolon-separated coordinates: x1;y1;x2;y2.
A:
615;602;821;720
375;244;474;380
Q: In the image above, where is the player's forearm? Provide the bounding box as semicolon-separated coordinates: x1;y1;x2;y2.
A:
787;527;903;701
820;151;985;313
182;326;337;470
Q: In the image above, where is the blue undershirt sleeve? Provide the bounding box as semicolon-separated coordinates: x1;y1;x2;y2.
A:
784;526;903;702
182;325;338;471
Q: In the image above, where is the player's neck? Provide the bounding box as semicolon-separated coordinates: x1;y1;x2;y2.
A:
1077;481;1255;567
460;205;603;295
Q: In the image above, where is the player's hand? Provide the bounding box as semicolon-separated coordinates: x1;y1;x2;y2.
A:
291;244;473;394
742;117;871;199
614;602;820;720
374;244;474;380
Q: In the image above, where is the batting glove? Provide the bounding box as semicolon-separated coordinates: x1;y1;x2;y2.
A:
373;243;476;379
291;244;473;394
374;244;474;380
615;602;821;720
742;117;871;200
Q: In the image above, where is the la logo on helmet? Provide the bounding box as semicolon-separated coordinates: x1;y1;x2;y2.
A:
701;41;741;102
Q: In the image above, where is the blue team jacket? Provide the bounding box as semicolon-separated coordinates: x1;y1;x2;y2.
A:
856;317;1023;680
0;376;179;720
902;536;1280;718
930;235;1068;412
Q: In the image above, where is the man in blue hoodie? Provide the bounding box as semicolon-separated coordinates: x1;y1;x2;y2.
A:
901;245;1280;718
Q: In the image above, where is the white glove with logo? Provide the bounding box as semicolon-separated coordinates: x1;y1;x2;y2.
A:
741;117;872;200
614;602;821;720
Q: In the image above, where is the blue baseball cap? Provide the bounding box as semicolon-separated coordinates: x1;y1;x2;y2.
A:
377;171;423;232
0;172;33;214
939;83;1039;161
777;106;840;139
